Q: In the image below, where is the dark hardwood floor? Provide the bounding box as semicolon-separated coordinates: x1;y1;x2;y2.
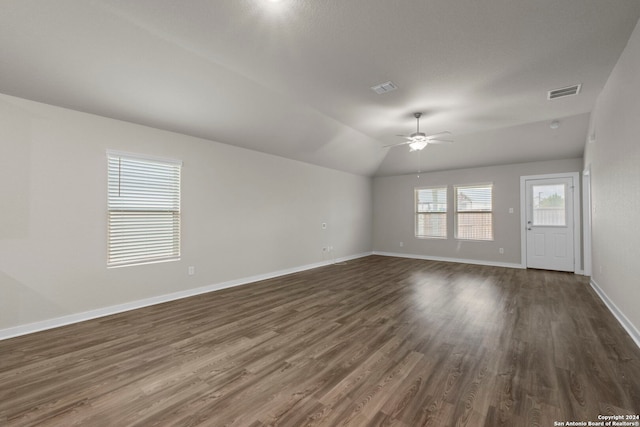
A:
1;256;639;426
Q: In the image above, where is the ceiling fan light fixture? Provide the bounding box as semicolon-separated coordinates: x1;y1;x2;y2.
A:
409;140;428;151
383;111;452;152
409;132;427;141
407;113;428;151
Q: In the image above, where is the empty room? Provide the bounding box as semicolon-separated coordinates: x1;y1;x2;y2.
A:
1;1;639;426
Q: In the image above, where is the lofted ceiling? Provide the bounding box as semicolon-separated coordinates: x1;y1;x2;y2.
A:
1;0;639;176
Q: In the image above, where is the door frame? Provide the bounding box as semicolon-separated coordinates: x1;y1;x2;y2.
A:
519;172;581;273
582;165;592;276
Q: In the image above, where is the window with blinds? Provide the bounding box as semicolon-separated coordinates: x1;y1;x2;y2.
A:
455;184;493;241
107;151;181;267
415;187;447;238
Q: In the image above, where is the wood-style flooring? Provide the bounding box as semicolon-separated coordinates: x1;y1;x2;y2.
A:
1;256;639;426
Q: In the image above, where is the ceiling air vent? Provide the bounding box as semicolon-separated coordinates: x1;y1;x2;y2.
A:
547;84;582;100
371;81;398;95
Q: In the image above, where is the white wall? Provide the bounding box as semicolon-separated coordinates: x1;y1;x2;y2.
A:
372;158;583;266
0;94;372;332
584;18;640;340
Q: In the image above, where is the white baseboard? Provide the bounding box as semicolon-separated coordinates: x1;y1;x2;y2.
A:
589;279;640;349
0;252;372;341
372;251;525;269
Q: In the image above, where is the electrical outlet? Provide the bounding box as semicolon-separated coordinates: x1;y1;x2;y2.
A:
499;248;504;254
399;242;404;247
321;222;327;229
188;266;195;275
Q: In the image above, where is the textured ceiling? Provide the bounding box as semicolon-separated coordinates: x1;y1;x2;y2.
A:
1;0;639;176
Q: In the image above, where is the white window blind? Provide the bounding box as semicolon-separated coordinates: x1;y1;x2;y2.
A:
107;152;181;267
455;184;493;241
415;187;447;238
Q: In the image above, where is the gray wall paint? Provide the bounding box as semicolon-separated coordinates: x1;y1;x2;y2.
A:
0;94;372;331
584;19;640;336
372;158;583;265
4;15;640;340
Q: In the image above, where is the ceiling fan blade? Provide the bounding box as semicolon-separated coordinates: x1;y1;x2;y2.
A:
425;131;452;138
383;141;411;148
389;121;453;148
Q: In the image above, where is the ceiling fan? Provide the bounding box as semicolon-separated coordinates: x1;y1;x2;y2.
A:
385;112;453;151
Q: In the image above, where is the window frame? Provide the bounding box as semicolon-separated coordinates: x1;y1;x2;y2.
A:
107;150;182;268
454;183;494;241
415;186;448;239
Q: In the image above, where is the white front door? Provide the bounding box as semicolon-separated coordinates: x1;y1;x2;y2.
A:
524;176;575;271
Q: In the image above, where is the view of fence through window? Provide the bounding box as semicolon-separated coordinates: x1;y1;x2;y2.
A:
455;184;493;240
532;184;566;226
416;187;447;238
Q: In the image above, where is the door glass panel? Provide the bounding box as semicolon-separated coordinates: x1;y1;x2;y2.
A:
532;184;566;226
